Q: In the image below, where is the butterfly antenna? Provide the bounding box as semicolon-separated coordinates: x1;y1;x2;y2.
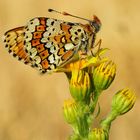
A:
48;8;92;22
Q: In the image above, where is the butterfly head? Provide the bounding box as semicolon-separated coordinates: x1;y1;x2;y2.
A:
90;15;101;33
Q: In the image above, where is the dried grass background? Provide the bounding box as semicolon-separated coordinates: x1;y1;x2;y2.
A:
0;0;140;140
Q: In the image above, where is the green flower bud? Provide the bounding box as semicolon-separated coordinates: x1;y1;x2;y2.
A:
111;89;136;115
69;70;91;102
63;99;79;124
88;128;109;140
93;61;116;91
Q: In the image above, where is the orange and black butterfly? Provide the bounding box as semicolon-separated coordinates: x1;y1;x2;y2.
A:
3;9;101;73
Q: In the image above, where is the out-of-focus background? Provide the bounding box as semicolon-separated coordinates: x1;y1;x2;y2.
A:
0;0;139;140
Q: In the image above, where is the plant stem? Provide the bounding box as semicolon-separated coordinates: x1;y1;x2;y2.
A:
90;89;101;114
100;111;118;132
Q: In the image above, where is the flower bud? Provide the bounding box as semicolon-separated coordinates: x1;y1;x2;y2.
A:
111;89;136;115
69;70;91;102
63;99;79;124
88;128;109;140
93;61;116;91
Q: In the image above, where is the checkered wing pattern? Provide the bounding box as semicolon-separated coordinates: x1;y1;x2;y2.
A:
24;17;89;73
3;17;90;73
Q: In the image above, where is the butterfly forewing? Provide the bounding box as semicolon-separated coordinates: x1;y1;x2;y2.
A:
3;27;31;64
24;17;89;73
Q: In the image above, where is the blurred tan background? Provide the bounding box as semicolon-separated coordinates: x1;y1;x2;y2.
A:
0;0;140;140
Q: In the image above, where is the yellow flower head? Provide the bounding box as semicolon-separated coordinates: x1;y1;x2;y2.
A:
69;70;91;102
63;99;79;124
93;61;116;91
111;88;136;115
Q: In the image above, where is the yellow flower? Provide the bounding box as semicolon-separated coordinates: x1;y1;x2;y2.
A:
63;99;79;124
93;61;116;91
111;88;136;115
69;70;91;102
88;128;108;140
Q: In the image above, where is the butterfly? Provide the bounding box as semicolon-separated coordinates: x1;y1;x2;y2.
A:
3;9;101;73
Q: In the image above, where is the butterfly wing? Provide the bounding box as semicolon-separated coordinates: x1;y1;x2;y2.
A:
24;17;88;73
3;27;31;64
3;17;89;73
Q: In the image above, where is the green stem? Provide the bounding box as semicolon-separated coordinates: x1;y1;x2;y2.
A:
90;89;101;113
100;110;118;132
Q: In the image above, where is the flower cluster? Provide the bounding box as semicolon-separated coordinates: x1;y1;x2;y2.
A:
58;49;136;140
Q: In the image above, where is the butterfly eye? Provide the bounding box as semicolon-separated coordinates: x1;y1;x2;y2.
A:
91;22;101;33
91;15;101;33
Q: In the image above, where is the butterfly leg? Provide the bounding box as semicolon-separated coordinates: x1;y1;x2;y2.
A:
94;39;102;49
90;39;102;58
